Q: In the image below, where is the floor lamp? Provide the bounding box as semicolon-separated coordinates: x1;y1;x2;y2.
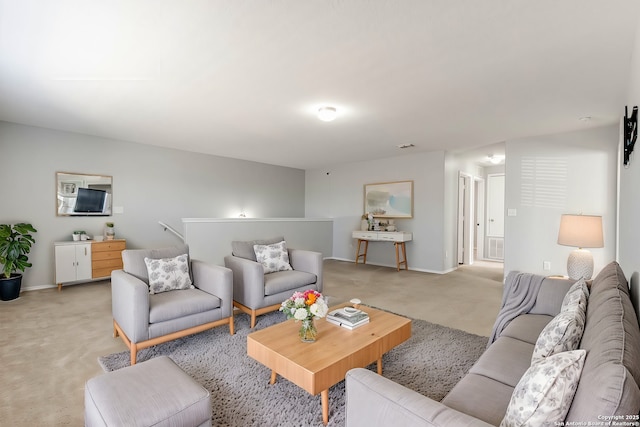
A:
557;214;603;280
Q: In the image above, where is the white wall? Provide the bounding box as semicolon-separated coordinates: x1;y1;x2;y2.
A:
183;218;332;266
0;121;305;290
619;13;640;322
305;151;448;272
504;125;619;278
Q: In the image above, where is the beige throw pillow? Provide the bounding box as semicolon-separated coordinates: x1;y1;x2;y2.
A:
144;254;193;294
253;241;293;274
531;309;584;364
501;350;586;427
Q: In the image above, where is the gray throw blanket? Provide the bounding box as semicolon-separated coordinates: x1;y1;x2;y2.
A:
487;271;545;347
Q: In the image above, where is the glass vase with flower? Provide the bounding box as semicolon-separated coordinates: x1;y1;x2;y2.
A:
279;289;329;342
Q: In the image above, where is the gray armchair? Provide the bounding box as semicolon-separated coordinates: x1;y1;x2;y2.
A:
111;244;234;365
224;237;323;328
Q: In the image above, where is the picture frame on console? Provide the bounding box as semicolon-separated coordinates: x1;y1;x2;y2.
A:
364;180;413;218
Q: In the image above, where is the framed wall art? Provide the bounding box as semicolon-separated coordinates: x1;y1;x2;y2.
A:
364;180;413;218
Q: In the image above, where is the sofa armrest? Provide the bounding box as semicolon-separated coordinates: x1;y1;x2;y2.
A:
191;260;233;317
224;255;266;308
289;249;323;292
111;269;150;343
345;368;495;427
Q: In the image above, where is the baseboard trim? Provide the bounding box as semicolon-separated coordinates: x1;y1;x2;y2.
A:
325;257;451;274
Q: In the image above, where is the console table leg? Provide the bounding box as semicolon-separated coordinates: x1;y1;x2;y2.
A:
321;389;329;425
395;242;408;271
355;239;368;265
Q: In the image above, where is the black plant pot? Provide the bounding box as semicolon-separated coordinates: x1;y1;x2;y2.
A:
0;274;22;301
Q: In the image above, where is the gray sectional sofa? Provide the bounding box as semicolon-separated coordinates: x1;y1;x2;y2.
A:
345;261;640;426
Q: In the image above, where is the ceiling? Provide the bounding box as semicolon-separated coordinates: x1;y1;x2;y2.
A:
1;1;639;170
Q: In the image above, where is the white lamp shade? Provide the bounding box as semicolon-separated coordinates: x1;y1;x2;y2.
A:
557;214;603;248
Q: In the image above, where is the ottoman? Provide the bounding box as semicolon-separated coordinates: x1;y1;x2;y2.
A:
85;356;211;427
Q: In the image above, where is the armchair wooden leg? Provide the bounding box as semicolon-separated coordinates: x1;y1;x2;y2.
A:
113;320;119;338
250;311;257;329
229;316;235;335
130;344;137;366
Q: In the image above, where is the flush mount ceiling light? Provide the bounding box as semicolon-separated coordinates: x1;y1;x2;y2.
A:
397;143;415;149
317;106;337;122
487;154;505;164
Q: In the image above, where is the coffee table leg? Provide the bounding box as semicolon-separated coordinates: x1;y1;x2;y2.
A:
377;358;383;375
321;389;329;425
270;370;277;385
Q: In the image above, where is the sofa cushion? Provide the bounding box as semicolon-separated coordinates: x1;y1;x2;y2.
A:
253;240;293;274
579;261;640;384
145;254;194;294
501;349;586;427
442;373;515;426
531;309;585;363
470;336;535;388
149;288;221;323
499;314;553;345
232;236;284;262
122;244;190;284
564;261;640;422
264;270;317;296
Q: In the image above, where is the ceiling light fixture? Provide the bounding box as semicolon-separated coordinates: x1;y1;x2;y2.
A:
317;106;337;122
487;154;504;164
397;143;415;149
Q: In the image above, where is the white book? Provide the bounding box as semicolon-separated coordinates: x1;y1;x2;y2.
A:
327;308;369;327
326;316;370;330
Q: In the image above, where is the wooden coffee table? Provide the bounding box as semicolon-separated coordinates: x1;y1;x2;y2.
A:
247;305;411;425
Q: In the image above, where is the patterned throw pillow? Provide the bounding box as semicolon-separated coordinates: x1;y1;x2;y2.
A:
253;241;293;274
144;254;193;294
560;278;589;313
531;310;584;364
501;350;586;427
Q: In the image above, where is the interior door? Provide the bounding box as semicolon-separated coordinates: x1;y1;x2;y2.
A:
487;174;505;237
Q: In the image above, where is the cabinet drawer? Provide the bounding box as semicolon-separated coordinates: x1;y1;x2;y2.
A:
92;250;123;261
353;232;378;240
92;267;120;279
92;241;126;252
93;258;123;270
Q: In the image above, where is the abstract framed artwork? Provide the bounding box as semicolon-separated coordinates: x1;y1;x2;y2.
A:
364;180;413;218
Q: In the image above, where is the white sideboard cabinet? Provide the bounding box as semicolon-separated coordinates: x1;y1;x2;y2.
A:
54;242;92;289
54;239;127;291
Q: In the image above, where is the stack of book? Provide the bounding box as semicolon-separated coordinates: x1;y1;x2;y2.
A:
326;307;370;330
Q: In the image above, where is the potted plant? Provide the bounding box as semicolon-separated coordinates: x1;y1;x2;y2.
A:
0;223;37;301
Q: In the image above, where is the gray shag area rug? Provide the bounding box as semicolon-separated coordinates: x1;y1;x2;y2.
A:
99;310;488;427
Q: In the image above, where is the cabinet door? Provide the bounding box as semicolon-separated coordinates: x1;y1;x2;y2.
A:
55;245;78;283
75;244;92;281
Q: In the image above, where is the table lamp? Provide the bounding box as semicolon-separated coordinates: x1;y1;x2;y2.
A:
557;214;603;280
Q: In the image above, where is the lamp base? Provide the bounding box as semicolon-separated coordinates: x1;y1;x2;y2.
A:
567;249;594;280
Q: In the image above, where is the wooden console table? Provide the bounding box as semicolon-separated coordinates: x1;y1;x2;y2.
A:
352;231;412;271
54;239;126;290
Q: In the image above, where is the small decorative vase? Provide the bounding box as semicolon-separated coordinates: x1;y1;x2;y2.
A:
299;318;318;343
360;219;368;231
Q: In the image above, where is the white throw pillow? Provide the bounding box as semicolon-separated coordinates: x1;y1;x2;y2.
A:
253;241;293;274
531;310;584;364
501;350;586;427
560;278;589;313
144;254;193;294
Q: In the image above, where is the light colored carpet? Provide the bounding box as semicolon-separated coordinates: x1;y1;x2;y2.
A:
99;310;488;427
